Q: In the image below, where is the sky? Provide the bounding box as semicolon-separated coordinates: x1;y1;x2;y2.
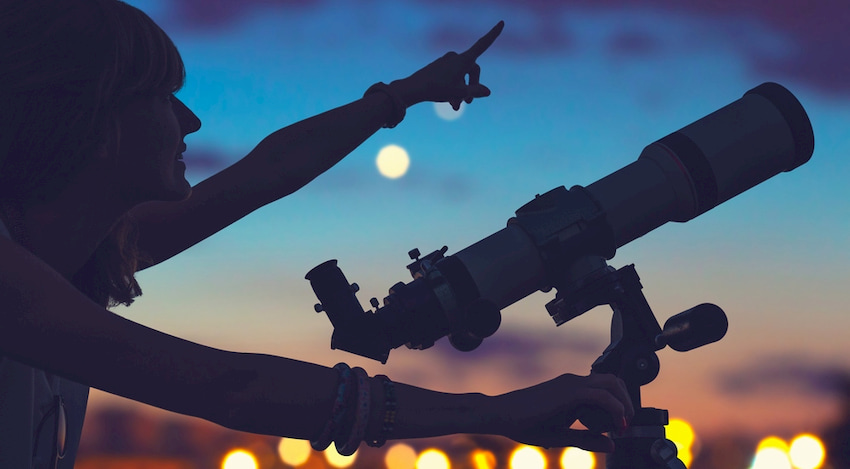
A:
104;0;850;441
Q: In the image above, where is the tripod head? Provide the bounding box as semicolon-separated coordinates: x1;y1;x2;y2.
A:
555;260;727;468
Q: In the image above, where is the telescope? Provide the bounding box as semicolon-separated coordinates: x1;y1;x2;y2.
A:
307;82;813;467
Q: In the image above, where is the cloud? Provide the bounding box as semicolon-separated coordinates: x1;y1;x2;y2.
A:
428;20;575;56
182;146;232;174
420;0;850;96
151;0;848;96
420;326;607;381
717;354;850;397
306;165;478;204
607;30;660;58
169;0;325;29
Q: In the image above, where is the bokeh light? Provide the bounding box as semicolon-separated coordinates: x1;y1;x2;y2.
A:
560;447;595;469
376;144;410;179
222;449;259;469
666;418;696;467
751;447;792;469
471;449;497;469
789;434;826;469
416;448;451;469
757;436;790;453
324;445;357;468
434;101;465;121
386;443;418;469
510;445;547;469
277;438;311;466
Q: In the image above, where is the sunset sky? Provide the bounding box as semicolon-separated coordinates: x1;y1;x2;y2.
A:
105;0;850;442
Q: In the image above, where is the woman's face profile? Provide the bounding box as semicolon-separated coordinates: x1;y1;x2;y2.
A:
109;91;201;204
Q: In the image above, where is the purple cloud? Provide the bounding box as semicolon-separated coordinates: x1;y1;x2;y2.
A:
170;0;324;29
421;326;606;381
303;166;478;203
607;30;660;58
420;0;850;96
182;146;232;174
150;0;848;96
429;19;575;56
717;354;850;397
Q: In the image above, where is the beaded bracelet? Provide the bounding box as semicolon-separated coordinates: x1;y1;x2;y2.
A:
364;82;406;129
366;374;397;448
310;363;354;451
337;367;371;456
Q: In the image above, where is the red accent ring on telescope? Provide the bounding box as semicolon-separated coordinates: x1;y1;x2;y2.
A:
656;131;718;217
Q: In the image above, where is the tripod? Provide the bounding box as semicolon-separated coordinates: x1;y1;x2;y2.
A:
546;260;727;469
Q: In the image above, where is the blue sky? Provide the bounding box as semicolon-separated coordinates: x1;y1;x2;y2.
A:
108;0;850;439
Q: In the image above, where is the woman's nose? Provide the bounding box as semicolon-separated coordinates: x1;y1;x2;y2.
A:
174;97;201;134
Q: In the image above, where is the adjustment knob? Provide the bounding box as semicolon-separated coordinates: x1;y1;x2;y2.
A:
449;332;483;352
408;248;421;260
314;303;324;313
464;299;502;339
370;297;380;309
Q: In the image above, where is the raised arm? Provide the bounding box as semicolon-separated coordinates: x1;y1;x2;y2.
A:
131;21;504;270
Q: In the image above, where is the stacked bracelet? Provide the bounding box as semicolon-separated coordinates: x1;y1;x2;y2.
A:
364;82;406;129
311;364;396;455
337;367;371;456
367;374;397;448
310;363;354;451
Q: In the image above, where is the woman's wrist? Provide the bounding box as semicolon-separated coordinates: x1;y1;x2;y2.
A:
376;383;501;440
388;78;424;108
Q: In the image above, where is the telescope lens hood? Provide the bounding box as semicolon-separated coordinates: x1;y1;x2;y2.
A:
745;82;815;171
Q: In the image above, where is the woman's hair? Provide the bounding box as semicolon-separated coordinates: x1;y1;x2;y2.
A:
0;0;186;308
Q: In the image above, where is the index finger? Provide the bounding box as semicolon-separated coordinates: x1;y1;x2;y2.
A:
460;20;504;61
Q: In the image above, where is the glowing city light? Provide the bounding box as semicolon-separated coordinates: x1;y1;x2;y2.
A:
386;443;418;469
510;445;547;469
666;418;696;467
434;101;466;121
751;447;792;469
471;449;497;469
376;144;410;179
277;438;311;466
222;449;259;469
756;436;790;453
789;434;826;469
416;448;451;469
324;445;357;468
560;447;595;469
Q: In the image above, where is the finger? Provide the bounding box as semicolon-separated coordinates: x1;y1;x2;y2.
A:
460;20;505;61
572;388;627;430
586;374;635;419
616;378;634;420
468;63;481;87
565;430;616;453
468;84;491;99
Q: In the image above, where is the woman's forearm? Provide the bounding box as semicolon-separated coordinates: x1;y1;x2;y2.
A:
222;353;501;442
366;378;499;441
245;90;398;202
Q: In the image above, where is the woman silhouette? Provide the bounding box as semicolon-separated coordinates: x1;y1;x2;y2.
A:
0;1;632;467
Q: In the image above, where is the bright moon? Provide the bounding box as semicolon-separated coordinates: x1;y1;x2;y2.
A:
434;101;465;120
376;144;410;179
